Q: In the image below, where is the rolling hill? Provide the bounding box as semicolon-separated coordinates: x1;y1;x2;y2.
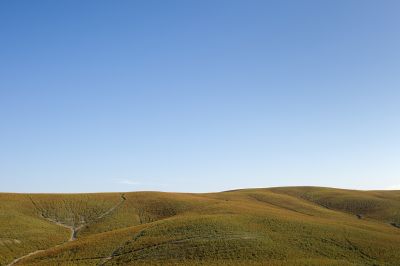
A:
1;187;400;265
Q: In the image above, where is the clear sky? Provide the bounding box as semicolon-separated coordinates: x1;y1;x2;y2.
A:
1;0;400;193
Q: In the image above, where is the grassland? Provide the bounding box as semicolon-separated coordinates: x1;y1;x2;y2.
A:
1;187;400;265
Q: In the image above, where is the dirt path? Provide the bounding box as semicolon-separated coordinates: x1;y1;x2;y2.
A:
7;194;126;266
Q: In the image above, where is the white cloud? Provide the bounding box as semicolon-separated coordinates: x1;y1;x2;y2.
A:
385;185;400;190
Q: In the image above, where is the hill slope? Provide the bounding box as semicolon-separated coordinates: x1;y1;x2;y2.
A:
1;187;400;265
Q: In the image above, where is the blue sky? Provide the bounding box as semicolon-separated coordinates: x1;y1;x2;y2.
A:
1;0;400;193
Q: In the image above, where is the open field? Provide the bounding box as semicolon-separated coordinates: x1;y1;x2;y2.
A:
1;187;400;265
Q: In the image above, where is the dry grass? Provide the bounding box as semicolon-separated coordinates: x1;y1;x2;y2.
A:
1;187;400;265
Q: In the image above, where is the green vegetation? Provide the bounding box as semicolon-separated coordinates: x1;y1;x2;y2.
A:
1;187;400;265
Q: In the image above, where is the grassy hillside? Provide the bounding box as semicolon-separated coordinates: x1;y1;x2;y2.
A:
1;187;400;265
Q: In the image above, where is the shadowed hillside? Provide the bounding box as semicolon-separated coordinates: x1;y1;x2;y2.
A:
1;187;400;265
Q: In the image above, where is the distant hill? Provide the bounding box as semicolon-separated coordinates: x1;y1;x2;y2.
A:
1;187;400;265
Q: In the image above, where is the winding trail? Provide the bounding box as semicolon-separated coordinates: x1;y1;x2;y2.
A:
7;194;126;266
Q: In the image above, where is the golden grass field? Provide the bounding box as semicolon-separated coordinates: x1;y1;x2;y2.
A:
1;187;400;265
